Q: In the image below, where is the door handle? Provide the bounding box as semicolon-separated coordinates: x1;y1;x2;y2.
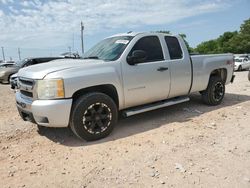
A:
157;67;168;72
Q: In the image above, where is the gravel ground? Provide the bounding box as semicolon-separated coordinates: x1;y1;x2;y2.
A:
0;71;250;188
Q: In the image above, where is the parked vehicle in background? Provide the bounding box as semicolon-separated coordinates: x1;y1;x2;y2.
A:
6;60;15;64
0;62;15;68
0;60;15;65
0;57;63;84
10;73;18;89
60;52;81;59
234;57;250;71
15;32;235;141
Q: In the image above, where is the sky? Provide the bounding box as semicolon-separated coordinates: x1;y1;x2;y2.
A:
0;0;249;61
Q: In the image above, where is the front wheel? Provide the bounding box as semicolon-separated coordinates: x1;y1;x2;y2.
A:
70;92;118;141
201;76;225;106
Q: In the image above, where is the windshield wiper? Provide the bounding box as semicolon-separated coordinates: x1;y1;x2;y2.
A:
83;56;99;59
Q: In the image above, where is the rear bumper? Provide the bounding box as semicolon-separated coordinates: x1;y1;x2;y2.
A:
16;92;72;127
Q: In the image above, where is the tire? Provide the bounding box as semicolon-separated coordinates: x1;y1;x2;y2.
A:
201;76;225;106
238;65;242;71
70;92;118;141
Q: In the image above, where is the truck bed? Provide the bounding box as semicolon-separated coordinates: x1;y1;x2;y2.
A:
190;53;234;93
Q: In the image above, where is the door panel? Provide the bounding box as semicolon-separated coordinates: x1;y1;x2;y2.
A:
164;36;192;98
122;61;171;108
122;35;171;108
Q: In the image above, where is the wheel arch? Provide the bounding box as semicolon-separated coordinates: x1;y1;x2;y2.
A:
72;84;120;108
209;68;227;83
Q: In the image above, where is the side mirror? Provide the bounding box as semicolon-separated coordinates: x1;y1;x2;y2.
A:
127;50;147;65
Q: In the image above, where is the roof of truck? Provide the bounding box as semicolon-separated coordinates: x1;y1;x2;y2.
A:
109;31;173;38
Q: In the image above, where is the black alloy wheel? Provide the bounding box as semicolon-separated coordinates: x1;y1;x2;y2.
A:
70;92;118;141
82;102;112;135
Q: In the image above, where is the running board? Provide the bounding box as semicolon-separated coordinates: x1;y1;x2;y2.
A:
123;97;190;117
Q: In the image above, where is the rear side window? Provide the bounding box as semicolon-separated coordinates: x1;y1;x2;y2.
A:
129;36;164;62
165;36;183;60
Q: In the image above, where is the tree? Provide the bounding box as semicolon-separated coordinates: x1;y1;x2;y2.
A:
195;40;218;54
240;19;250;35
195;18;250;54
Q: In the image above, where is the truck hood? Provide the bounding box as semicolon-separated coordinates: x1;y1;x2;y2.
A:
17;59;107;79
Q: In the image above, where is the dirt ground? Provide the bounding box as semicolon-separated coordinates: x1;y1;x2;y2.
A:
0;71;250;188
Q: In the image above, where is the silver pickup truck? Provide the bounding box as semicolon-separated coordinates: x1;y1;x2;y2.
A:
15;32;235;141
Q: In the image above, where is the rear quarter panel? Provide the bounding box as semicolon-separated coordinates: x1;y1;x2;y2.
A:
190;54;234;93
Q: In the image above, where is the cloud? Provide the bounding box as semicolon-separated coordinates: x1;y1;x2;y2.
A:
0;0;232;57
0;0;14;4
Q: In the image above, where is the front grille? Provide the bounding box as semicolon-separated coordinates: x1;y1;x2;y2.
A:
20;90;33;98
18;77;35;99
19;78;34;87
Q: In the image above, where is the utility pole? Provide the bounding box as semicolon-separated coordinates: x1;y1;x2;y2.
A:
68;46;71;55
72;33;74;53
1;47;5;61
18;47;21;60
81;21;84;56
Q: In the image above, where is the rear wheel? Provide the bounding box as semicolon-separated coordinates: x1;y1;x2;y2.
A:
70;92;118;141
201;76;225;106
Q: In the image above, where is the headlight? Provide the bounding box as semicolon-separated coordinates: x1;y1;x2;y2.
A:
37;79;65;99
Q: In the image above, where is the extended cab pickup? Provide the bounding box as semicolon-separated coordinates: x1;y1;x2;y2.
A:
15;32;235;141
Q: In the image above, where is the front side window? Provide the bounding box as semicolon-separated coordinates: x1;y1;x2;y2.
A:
128;36;164;63
165;36;183;60
83;36;133;61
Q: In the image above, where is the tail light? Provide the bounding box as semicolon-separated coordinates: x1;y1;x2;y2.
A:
226;60;234;67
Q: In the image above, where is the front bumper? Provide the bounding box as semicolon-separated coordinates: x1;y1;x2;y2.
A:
234;64;240;71
16;92;72;127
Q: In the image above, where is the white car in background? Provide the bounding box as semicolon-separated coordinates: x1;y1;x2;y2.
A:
234;57;250;71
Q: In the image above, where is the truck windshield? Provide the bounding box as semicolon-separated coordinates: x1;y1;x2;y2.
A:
83;36;133;61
